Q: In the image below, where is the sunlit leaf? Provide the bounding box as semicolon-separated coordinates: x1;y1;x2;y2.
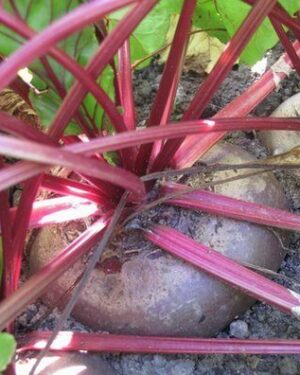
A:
108;0;183;68
82;65;115;131
0;333;16;372
29;89;80;134
159;14;225;73
193;0;229;43
0;0;103;134
215;0;300;65
279;0;300;15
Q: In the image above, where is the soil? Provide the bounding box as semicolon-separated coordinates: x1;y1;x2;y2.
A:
17;43;300;374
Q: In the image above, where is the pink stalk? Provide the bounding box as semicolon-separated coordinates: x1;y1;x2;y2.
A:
9;160;115;294
117;40;138;168
11;160;120;294
172;41;300;169
0;1;155;269
0;134;145;196
270;18;300;75
0;10;133;138
39;56;67;99
38;56;94;138
136;0;196;174
7;76;30;104
10;180;42;292
50;1;155;139
146;225;300;318
73;174;122;205
0;159;13;301
61;136;121;201
1;169;117;234
61;135;83;145
151;0;277;172
118;40;136;131
0;114;112;202
17;331;300;355
93;18;121;107
0;215;110;330
62;134;104;161
80;104;100;136
6;196;101;231
5;82;139;290
2;116;300;192
52;117;300;155
47;0;157;171
41;174;110;206
162;182;300;231
41;64;97;138
0;1;137;91
39;57;94;138
148;78;180;166
0;6;121;298
0;111;56;145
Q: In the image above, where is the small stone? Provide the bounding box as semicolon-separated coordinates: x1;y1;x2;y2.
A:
153;355;167;366
139;81;152;98
170;360;195;375
259;93;300;157
229;320;250;338
248;356;260;370
278;357;299;375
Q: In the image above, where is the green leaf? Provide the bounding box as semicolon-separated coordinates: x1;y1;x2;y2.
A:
160;14;225;73
5;1;85;30
109;0;300;70
1;0;299;138
133;1;180;54
29;89;80;134
103;151;120;166
214;0;277;65
0;1;102;133
0;26;23;57
0;333;16;372
193;1;229;43
82;65;115;131
53;27;99;90
279;0;300;15
108;0;183;68
214;0;300;66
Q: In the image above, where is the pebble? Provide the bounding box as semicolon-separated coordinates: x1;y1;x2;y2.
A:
278;357;299;375
139;80;152;98
229;320;250;338
258;92;300;157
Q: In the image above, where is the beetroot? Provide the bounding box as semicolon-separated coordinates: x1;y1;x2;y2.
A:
30;143;287;337
0;0;299;359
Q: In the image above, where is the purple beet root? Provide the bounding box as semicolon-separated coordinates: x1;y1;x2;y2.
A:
30;143;287;337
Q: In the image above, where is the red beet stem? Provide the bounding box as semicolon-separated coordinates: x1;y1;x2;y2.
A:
18;331;300;355
172;40;300;169
136;0;196;174
0;215;110;330
163;182;300;231
146;225;300;318
151;0;277;172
